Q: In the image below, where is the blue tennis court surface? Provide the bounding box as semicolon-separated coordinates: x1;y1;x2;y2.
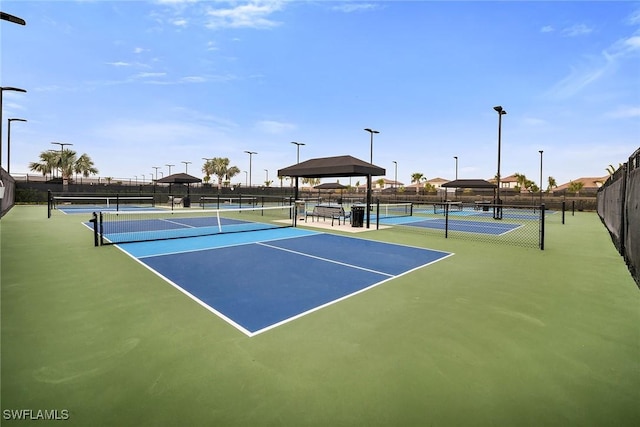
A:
386;217;522;235
118;229;453;336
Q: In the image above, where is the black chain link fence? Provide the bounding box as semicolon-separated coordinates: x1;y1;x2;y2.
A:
597;147;640;287
0;168;16;218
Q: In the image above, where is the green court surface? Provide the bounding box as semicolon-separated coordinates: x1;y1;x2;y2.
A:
1;205;638;426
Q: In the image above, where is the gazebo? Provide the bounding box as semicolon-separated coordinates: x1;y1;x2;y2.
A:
278;155;385;228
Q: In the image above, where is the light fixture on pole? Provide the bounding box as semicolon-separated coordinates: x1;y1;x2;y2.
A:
0;87;27;168
1;11;26;25
7;118;26;174
152;166;160;181
244;151;257;187
165;164;175;175
539;150;544;205
51;142;73;183
181;161;191;173
493;105;507;219
454;156;458;180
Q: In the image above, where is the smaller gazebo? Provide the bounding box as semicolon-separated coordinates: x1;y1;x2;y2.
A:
157;173;202;206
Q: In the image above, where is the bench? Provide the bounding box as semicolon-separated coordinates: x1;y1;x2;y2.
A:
167;196;183;207
310;205;350;226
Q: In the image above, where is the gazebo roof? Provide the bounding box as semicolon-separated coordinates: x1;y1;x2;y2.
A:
278;155;385;178
441;179;496;188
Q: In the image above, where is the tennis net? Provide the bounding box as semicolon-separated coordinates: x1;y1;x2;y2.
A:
376;202;413;219
94;204;295;245
51;195;155;212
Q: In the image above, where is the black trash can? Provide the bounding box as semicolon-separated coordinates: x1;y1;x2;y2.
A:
183;196;191;208
351;206;364;227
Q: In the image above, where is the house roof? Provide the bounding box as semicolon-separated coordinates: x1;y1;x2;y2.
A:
278;155;385;178
555;176;608;191
428;177;449;183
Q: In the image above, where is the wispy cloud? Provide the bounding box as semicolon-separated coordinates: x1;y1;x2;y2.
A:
204;1;284;30
172;18;188;27
331;3;378;13
135;72;167;79
562;23;593;37
540;25;554;33
255;120;296;134
545;11;640;99
106;61;133;67
605;106;640;119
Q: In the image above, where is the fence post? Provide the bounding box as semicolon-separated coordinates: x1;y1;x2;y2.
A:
47;190;52;218
540;204;545;250
562;200;565;225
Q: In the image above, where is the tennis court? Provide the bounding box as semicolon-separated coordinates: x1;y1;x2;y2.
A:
2;206;639;426
382;215;522;235
119;229;452;336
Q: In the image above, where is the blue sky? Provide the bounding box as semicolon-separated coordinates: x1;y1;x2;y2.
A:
2;0;639;187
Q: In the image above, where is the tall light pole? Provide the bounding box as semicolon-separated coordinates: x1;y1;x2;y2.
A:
243;171;248;187
454;156;458;180
539;150;544;205
51;142;73;182
291;141;305;164
264;169;269;185
392;161;397;191
364;128;379;229
1;87;27;169
244;151;257;187
493;106;506;219
291;142;305;200
181;161;191;173
7;118;26;174
166;164;175;175
364;128;379;164
152;166;160;181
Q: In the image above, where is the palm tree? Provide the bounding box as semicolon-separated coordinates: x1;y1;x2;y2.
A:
411;172;424;194
202;157;240;190
568;181;585;196
513;172;527;192
547;176;557;193
73;153;99;182
29;151;58;180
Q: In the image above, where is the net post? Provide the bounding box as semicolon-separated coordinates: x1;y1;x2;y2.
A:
572;200;575;216
47;190;52;218
116;193;120;212
99;212;104;246
562;200;566;224
91;212;99;247
445;200;449;238
540;203;545;250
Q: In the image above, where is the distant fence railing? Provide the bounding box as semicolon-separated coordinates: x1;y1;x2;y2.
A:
597;147;640;287
1;168;16;218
